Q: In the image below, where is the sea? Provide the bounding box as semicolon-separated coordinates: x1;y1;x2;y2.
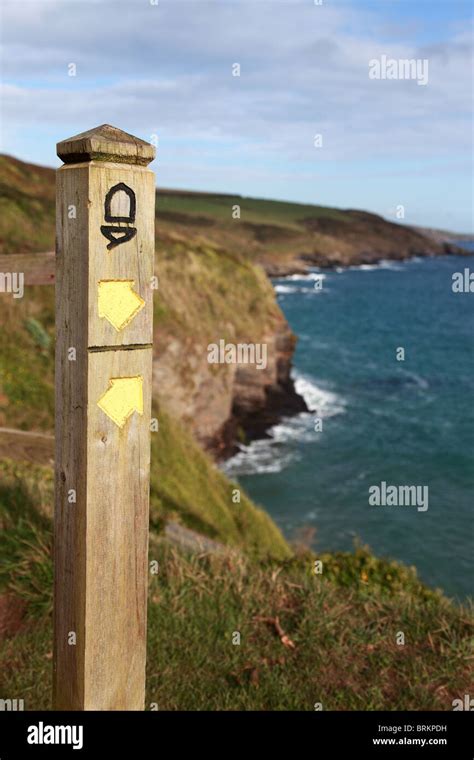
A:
223;251;474;600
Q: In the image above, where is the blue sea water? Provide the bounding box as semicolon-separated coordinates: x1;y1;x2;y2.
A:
224;252;474;599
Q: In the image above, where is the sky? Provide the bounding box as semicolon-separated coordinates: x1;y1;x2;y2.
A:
0;0;472;232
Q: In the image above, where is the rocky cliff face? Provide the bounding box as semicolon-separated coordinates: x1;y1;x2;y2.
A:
148;230;309;461
226;318;306;447
152;309;306;460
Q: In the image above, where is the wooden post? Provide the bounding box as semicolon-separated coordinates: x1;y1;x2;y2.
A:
53;125;155;710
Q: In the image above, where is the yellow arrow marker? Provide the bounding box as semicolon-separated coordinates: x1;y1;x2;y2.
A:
97;376;143;428
98;280;145;331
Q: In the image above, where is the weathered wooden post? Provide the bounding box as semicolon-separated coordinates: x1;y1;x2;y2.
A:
54;125;155;710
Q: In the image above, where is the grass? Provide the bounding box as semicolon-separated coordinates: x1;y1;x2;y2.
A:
145;548;473;711
0;289;55;431
0;464;472;710
0;462;54;618
156;189;349;227
150;409;289;559
154;236;279;343
0;155;55;255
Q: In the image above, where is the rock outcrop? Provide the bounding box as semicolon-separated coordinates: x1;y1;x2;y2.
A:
153;310;307;459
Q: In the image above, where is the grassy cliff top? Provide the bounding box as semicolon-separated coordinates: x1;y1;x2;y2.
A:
0;459;472;710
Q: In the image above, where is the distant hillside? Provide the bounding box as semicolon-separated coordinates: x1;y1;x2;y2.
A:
410;225;474;244
0;154;465;272
154;189;466;275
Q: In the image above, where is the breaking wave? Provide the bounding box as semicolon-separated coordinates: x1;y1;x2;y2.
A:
222;373;346;476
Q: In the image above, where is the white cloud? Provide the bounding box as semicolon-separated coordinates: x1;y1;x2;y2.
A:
0;0;472;229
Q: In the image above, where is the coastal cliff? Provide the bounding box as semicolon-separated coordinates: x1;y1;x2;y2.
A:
0;153;468;458
154;315;306;459
0;155;307;457
152;231;306;458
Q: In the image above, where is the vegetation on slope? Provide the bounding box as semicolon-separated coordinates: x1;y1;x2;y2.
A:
150;410;289;558
0;460;472;710
0;156;55;255
155;231;279;344
0;287;55;431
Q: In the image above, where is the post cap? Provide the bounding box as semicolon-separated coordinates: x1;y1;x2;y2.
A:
57;124;156;166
